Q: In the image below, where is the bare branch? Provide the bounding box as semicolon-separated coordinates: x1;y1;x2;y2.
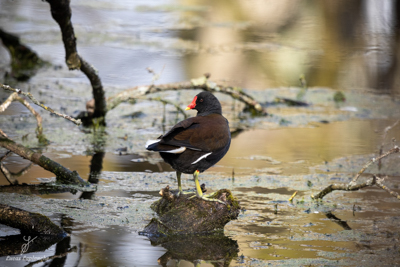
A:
375;176;400;200
1;92;49;143
348;146;399;187
45;0;107;118
0;83;82;125
106;75;266;115
313;146;400;200
312;177;375;200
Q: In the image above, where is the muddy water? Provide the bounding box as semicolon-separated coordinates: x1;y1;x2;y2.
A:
0;119;393;186
1;119;399;266
1;0;400;266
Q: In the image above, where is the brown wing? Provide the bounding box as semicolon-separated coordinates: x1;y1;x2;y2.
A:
160;114;230;152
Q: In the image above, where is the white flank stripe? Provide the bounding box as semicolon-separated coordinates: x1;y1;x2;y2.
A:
161;147;186;154
145;139;160;148
191;152;212;164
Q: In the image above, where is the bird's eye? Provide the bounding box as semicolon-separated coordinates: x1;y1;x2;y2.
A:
199;98;203;102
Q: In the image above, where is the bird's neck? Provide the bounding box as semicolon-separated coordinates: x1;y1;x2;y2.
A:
197;106;222;116
197;108;222;116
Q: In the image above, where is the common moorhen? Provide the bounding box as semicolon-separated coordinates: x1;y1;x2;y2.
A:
145;91;231;202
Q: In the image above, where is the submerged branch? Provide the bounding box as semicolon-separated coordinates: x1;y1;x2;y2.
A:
0;136;87;186
107;75;266;115
0;83;81;125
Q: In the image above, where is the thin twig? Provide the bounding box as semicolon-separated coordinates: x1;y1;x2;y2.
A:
348;146;400;187
375;175;400;200
1;92;48;142
313;146;400;200
348;146;399;188
0;83;82;125
312;177;375;200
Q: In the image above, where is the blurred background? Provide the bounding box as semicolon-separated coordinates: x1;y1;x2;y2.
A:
0;0;399;95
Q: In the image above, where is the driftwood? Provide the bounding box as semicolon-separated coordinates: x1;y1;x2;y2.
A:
0;204;66;237
107;75;267;115
140;186;241;236
46;0;107;119
0;136;87;186
312;146;400;200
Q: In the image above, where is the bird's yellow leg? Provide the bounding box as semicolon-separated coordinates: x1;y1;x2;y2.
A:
176;171;192;197
191;170;225;204
194;170;203;197
177;171;183;195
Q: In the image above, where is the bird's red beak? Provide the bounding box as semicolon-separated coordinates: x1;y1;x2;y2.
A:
185;96;197;110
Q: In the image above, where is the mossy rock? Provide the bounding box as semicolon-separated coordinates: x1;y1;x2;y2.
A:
141;187;241;236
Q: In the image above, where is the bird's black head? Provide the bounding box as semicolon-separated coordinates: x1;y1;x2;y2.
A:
186;91;222;116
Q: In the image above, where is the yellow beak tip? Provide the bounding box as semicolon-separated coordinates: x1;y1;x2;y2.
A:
184;107;191;111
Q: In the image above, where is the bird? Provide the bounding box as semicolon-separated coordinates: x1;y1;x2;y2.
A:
145;91;231;202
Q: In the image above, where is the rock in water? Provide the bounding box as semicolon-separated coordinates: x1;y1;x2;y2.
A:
140;187;241;236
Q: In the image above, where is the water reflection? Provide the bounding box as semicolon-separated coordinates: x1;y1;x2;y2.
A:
148;234;239;267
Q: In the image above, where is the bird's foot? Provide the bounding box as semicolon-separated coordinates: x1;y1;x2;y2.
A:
175;189;194;198
189;193;226;205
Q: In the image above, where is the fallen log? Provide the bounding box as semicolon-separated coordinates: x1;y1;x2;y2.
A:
0;204;66;237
